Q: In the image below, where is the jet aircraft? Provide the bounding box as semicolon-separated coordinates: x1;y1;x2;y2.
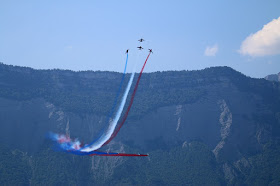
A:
148;49;153;53
137;46;144;50
138;38;145;42
126;49;129;54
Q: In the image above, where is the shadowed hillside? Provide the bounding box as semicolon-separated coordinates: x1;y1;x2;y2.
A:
0;62;280;185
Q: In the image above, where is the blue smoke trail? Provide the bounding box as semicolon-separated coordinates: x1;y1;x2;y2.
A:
49;52;136;153
82;53;128;147
80;71;135;152
109;53;128;124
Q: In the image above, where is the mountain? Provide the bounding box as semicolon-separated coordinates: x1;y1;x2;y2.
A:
0;62;280;185
265;72;280;82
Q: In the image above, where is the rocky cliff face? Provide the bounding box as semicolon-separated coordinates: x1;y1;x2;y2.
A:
0;63;280;185
265;72;280;82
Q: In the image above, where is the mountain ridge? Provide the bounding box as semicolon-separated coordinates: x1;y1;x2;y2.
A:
265;72;280;82
0;62;280;185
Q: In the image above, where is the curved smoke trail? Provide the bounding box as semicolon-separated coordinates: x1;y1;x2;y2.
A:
80;71;135;152
49;53;134;152
82;53;129;147
49;50;151;157
103;52;151;146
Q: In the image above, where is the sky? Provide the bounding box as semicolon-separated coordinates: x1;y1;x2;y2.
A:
0;0;279;78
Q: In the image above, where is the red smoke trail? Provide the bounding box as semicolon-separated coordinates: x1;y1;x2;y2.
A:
103;53;151;146
90;153;148;157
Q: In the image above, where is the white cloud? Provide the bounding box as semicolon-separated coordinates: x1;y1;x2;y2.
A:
204;44;218;56
239;17;280;57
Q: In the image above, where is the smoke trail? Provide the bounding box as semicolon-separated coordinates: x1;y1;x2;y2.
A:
90;152;148;156
108;53;129;125
103;52;151;146
80;71;135;152
49;53;133;152
49;70;135;152
83;53;129;147
49;50;150;157
65;149;148;156
48;132;81;151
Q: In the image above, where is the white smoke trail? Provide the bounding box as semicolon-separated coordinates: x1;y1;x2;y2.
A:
80;72;135;152
49;51;140;153
49;72;136;152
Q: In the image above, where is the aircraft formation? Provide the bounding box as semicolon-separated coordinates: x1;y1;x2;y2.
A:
50;38;152;157
126;38;153;53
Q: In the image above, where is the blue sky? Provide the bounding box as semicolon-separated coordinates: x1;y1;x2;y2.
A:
0;0;279;78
